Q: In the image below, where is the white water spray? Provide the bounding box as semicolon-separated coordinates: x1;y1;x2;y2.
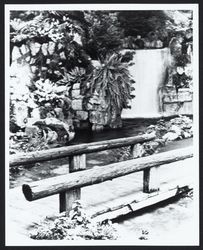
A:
122;48;171;118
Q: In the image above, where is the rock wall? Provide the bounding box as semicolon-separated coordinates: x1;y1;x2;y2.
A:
70;81;122;131
162;88;193;115
10;45;123;133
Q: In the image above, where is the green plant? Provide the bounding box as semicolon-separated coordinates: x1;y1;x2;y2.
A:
175;54;190;67
64;67;87;85
30;200;118;240
83;11;124;59
31;78;72;119
10;11;91;81
89;52;135;116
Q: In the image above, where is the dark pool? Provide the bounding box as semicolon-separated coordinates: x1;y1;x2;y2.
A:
70;119;158;145
9;118;193;189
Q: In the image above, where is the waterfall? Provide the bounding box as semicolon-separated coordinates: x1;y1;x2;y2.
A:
122;48;171;118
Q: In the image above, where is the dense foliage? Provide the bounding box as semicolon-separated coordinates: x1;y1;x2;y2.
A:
10;10;193;63
82;11;124;59
30;201;118;240
10;11;91;81
88;52;135;115
118;11;171;44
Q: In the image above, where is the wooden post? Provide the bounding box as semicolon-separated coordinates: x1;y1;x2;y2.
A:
143;167;160;193
59;154;86;215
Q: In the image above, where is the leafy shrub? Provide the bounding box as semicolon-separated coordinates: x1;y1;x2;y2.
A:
32;79;69;106
111;115;193;161
31;78;72;119
89;52;135;116
83;11;124;59
30;201;118;240
10;11;91;81
9;130;50;154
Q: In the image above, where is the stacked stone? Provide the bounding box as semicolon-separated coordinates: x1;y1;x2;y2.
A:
10;43;124;133
70;82;123;131
162;88;193;115
70;82;89;129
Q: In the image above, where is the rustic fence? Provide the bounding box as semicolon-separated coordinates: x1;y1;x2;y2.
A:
10;133;193;217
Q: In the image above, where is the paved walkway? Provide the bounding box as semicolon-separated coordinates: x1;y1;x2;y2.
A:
6;155;194;245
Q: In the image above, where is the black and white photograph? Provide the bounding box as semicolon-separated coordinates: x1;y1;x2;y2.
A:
5;3;199;246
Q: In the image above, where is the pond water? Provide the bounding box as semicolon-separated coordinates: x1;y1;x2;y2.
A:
70;118;159;144
9;118;193;189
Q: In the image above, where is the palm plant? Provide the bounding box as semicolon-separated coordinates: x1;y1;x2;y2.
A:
89;52;135;117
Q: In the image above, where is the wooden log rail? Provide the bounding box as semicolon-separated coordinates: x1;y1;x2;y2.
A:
22;147;193;215
10;133;155;167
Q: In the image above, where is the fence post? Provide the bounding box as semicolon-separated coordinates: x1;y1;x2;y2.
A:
143;167;160;193
59;154;86;215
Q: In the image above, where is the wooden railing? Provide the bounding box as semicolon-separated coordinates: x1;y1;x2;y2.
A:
10;133;152;213
22;147;192;215
10;133;155;167
12;133;193;217
23;146;193;198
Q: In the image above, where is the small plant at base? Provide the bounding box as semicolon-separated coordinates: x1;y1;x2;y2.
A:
30;200;118;240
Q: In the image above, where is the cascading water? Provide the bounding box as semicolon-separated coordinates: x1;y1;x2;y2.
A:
122;48;171;118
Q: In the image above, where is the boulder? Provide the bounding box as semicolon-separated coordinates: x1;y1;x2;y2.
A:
60;52;66;60
162;132;179;141
109;116;122;129
54;86;67;94
30;42;41;56
25;125;40;139
86;97;108;111
20;44;29;55
72;83;80;90
92;124;104;131
170;125;182;136
89;111;109;125
89;95;101;105
76;111;88;121
72;99;83;110
54;108;64;120
86;102;94;111
13;101;28;128
45;129;58;144
132;143;145;158
33;117;75;142
12;46;22;62
71;89;81;98
48;41;55;55
182;131;191;138
146;125;156;134
41;43;49;56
